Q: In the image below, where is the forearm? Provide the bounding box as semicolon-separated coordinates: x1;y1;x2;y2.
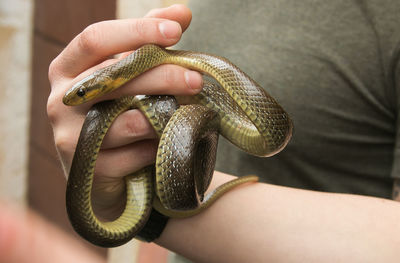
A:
157;171;400;263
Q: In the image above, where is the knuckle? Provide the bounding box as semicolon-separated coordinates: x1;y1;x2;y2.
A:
162;66;181;87
131;19;148;40
53;130;76;157
124;111;150;138
125;119;142;138
77;23;103;54
46;93;60;124
48;57;60;84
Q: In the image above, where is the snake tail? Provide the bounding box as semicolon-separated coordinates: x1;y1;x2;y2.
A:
153;175;259;218
63;44;294;246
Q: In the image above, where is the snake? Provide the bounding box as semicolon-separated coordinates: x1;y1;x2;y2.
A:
63;44;293;247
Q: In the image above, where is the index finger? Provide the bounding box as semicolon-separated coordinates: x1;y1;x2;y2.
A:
145;4;192;31
49;5;192;82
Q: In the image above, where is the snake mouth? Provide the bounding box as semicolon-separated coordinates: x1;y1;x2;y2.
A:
63;91;84;106
63;84;101;106
62;91;75;106
62;84;85;106
65;44;294;246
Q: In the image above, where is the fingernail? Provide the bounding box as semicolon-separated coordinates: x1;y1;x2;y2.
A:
159;21;181;39
184;71;203;90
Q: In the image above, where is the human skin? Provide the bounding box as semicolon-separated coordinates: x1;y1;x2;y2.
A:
47;4;203;218
0;202;105;263
47;4;400;263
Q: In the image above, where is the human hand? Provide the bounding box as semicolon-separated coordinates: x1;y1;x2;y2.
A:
47;4;202;219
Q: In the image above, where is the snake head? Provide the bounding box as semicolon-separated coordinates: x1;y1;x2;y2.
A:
63;74;109;106
63;85;87;106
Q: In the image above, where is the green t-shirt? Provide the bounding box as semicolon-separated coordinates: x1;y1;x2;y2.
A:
177;0;400;199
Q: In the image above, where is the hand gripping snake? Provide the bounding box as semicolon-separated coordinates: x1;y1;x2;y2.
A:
63;44;293;247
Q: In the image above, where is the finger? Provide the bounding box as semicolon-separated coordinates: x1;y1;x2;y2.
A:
47;57;121;120
0;203;104;263
48;58;122;126
49;18;183;81
145;4;192;31
65;52;203;106
101;109;157;149
49;111;157;178
49;63;202;147
95;139;158;178
98;64;203;102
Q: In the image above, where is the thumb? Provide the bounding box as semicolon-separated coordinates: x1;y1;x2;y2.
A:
145;4;192;32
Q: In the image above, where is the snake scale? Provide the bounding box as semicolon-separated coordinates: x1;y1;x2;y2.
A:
63;44;293;247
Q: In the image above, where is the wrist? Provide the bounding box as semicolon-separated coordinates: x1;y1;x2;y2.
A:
136;208;169;242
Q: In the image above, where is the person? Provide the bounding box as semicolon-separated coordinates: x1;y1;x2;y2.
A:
46;2;400;262
0;201;105;263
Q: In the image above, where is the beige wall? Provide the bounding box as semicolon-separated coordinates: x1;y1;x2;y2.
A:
0;0;33;204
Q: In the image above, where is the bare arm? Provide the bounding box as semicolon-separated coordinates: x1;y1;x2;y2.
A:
158;171;400;263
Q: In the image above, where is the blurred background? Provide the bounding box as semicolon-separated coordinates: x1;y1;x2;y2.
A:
0;0;188;262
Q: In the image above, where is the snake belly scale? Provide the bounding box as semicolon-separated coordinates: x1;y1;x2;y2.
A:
64;44;293;247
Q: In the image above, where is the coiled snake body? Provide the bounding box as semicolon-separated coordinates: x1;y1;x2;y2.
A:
63;44;292;247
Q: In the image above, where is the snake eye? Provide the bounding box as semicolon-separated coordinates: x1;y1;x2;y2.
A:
77;88;86;97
